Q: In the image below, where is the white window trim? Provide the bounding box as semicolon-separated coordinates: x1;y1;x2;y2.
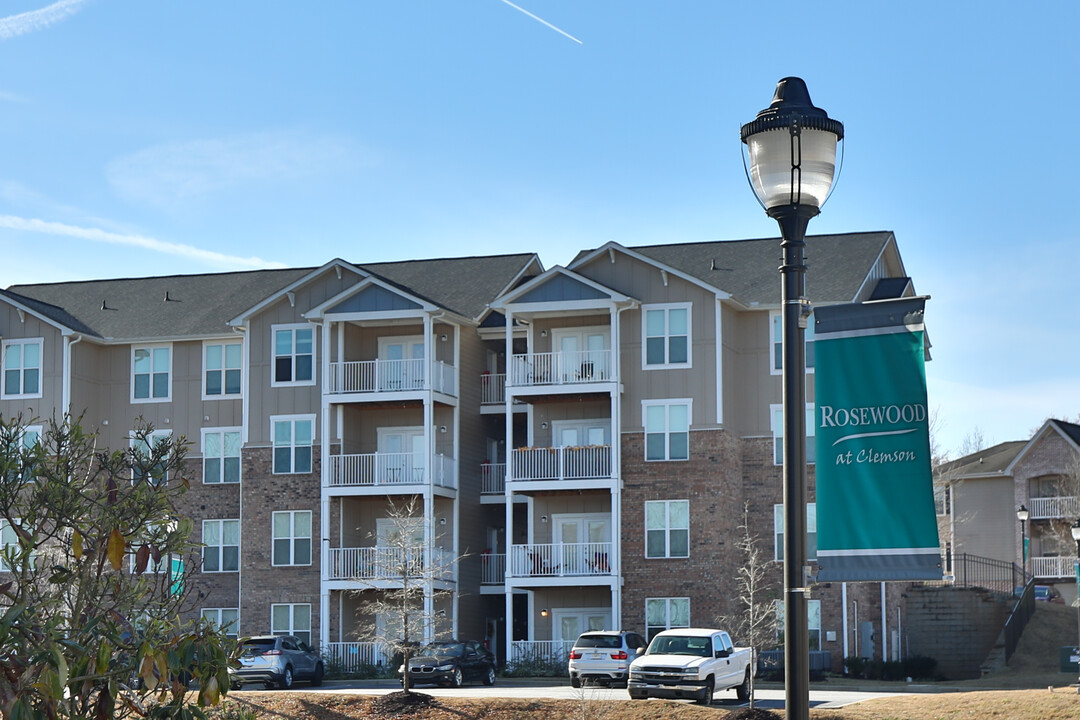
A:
131;343;173;403
642;303;692;370
201;427;242;485
769;310;815;376
272;510;313;567
645;596;691;636
201;608;239;637
0;518;31;572
130;429;173;485
770;403;816;466
271;603;312;641
644;499;690;559
271;323;316;388
1;337;44;400
202;518;240;573
641;398;692;462
271;414;316;475
202;340;244;400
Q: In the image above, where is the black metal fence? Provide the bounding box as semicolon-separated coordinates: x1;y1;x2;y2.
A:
917;552;1025;597
1003;579;1036;663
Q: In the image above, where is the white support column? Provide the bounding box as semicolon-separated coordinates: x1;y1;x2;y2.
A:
880;582;888;662
841;582;849;667
320;318;332;650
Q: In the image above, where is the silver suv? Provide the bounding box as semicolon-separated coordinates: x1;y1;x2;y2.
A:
568;630;648;688
229;635;324;690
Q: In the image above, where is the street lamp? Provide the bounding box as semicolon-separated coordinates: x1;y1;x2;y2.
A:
1017;505;1029;580
741;78;843;720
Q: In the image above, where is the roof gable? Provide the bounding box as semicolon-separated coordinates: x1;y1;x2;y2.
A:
328;284;423;313
491;266;636;310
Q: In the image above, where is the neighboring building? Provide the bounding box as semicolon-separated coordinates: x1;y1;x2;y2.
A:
936;419;1080;605
0;232;920;670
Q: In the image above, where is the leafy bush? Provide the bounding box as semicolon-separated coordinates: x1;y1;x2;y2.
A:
902;655;938;680
503;657;567;677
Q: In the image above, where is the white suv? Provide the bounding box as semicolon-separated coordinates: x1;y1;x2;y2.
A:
568;630;648;688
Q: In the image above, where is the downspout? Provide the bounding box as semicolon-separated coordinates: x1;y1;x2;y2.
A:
62;334;83;418
611;303;632;629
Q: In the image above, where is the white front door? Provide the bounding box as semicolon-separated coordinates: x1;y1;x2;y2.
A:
554;514;610;574
379;337;425;390
552;328;609;381
553;609;612;643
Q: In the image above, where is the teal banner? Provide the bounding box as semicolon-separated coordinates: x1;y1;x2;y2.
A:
814;298;941;582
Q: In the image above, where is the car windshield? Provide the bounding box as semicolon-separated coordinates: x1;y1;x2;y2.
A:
421;642;464;657
575;635;621;649
648;635;711;657
241;639;277;656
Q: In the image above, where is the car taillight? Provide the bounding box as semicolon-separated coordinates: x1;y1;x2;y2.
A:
569;651;582;660
611;651;628;660
262;649;282;656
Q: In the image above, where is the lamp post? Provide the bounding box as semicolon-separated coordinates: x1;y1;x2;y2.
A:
1071;518;1080;683
741;78;843;720
1017;505;1029;580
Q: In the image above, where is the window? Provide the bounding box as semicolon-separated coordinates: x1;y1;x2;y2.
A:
645;500;689;559
0;519;27;572
204;342;242;397
771;404;816;465
203;428;241;484
272;416;314;474
774;503;817;562
272;510;311;566
131;430;172;485
644;304;690;368
203;519;240;572
770;311;815;374
201;608;239;638
271;603;311;645
934;483;950;516
2;338;42;398
645;597;689;641
775;599;822;651
132;345;171;401
643;400;690;461
272;325;314;385
4;425;41;482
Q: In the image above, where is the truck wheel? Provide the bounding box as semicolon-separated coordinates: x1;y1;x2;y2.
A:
736;669;750;701
628;691;646;700
696;676;714;705
571;676;581;688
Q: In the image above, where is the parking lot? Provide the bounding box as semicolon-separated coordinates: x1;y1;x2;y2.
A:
234;678;913;710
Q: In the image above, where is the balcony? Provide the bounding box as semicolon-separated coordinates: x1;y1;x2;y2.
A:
481;463;506;494
1028;496;1080;520
509;350;613;388
323;642;388;671
481;373;506;404
327;452;457;490
481;553;506;584
328;358;458;397
510;446;612;482
326;546;455;581
508;542;613;578
1030;556;1078;579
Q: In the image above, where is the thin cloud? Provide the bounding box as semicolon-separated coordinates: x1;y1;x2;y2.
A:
496;0;583;44
106;130;360;210
0;215;287;270
0;90;28;103
0;0;87;40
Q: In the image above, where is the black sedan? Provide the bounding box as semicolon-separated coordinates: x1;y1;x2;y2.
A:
400;640;496;687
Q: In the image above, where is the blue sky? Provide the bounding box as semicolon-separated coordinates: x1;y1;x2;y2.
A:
0;1;1077;457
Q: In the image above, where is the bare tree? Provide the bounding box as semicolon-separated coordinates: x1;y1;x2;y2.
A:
346;496;463;693
715;501;778;708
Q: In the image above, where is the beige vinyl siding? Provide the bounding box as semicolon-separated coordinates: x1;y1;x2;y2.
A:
0;309;64;420
528;491;612;544
951;476;1014;565
726;308;780;438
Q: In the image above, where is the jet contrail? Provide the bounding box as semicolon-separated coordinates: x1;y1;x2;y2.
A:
0;0;87;41
496;0;582;44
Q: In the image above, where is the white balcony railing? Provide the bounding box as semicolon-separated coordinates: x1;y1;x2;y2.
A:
481;463;506;494
326;546;455;581
481;553;506;584
328;358;458;396
323;642;388;671
481;373;506;404
327;452;457;489
510;640;574;667
508;541;613;578
510;446;612;482
1031;556;1078;579
1028;496;1080;520
508;350;613;387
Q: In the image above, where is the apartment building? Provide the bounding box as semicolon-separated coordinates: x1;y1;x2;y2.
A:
0;231;918;670
936;419;1080;605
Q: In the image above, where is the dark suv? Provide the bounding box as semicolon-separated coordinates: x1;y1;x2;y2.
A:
568;630;648;688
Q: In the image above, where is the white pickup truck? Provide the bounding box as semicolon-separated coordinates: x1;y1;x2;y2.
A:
627;628;752;705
